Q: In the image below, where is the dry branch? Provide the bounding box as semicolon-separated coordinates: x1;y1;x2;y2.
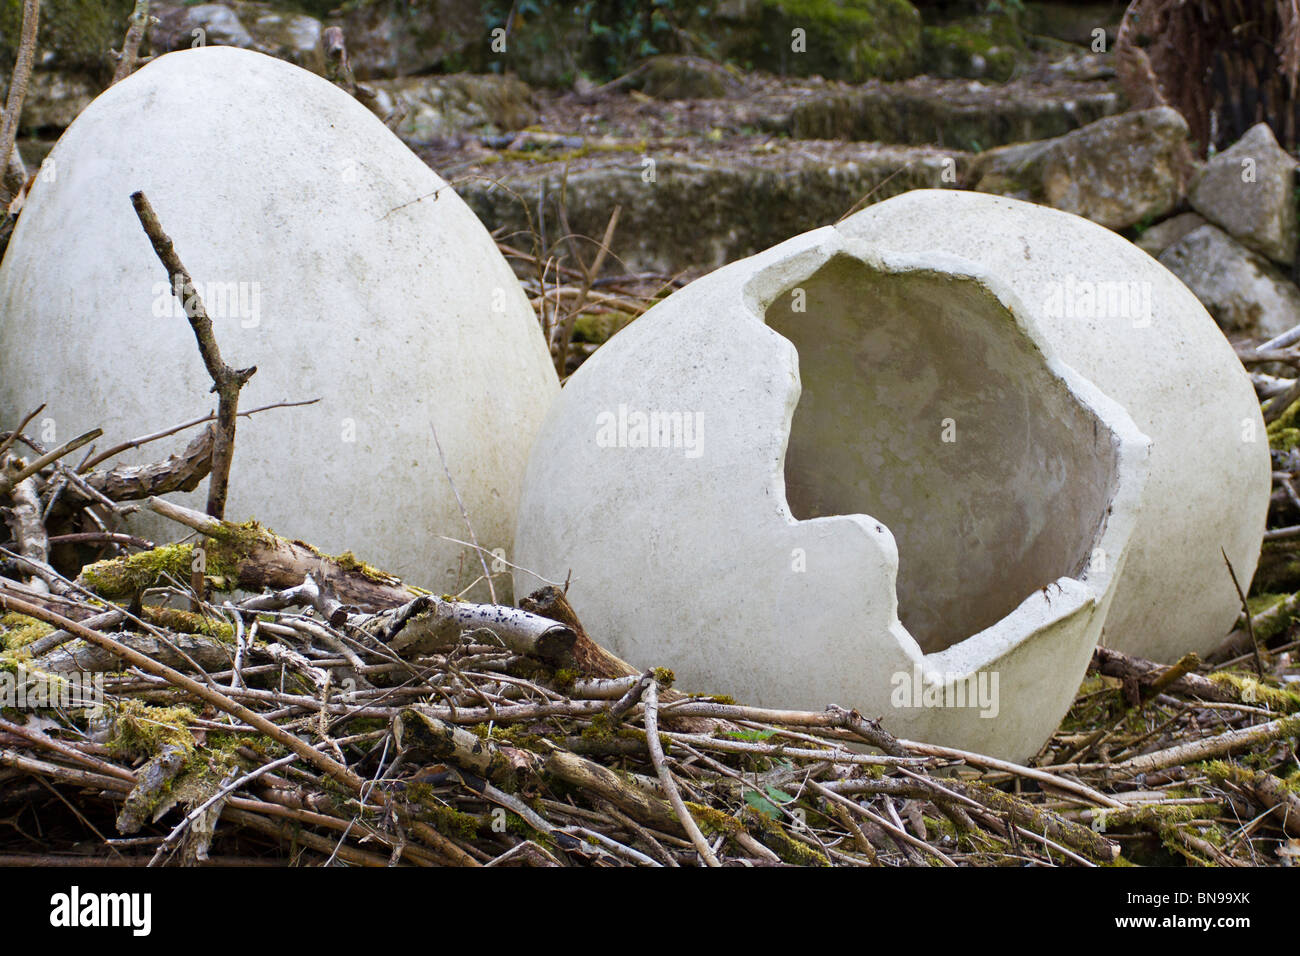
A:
130;191;255;522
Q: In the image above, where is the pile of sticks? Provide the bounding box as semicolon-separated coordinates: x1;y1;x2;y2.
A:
1;477;1297;864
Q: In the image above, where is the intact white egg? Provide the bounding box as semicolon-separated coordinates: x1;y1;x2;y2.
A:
0;46;558;597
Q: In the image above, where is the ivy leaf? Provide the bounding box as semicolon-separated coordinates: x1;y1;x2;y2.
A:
766;786;795;806
743;789;781;820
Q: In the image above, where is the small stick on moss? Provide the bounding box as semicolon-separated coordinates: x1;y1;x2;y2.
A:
1090;645;1239;705
1144;652;1202;701
1222;547;1265;676
644;679;720;866
0;592;365;793
1114;714;1300;775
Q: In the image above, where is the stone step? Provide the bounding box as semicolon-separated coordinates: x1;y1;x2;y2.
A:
451;142;968;276
779;76;1121;152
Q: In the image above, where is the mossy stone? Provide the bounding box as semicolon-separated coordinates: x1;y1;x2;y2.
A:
721;0;924;82
921;14;1026;81
0;0;135;77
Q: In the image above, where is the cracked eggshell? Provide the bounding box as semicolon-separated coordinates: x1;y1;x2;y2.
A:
0;46;558;597
838;190;1271;661
513;225;1150;762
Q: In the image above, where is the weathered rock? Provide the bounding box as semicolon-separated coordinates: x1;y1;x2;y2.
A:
970;106;1192;230
1132;211;1206;258
1189;122;1298;266
459;146;967;275
150;3;254;51
370;74;536;141
325;0;484;80
0;69;98;131
149;2;324;73
233;2;324;73
1158;225;1300;341
787;77;1119;151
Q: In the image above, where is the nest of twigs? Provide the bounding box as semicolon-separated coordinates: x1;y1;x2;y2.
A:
1;412;1297;867
0;222;1298;868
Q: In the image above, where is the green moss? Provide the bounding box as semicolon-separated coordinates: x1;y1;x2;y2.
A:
399;782;483;840
106;700;197;760
724;0;923;82
651;667;675;688
572;311;636;345
78;543;200;598
477;140;646;167
685;800;743;836
1267;399;1300;446
1202;759;1253;786
1207;672;1300;713
141;605;235;643
580;712;659;749
1247;592;1288;617
1243;592;1296;643
0;612;53;650
922;14;1026;81
1271;428;1300;452
472;722;545;750
0;0;134;77
635;55;739;99
743;806;831;865
320;549;402;585
1092;802;1220;829
78;521;279;599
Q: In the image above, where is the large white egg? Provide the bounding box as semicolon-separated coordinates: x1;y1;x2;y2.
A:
0;47;558;597
513;223;1152;761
